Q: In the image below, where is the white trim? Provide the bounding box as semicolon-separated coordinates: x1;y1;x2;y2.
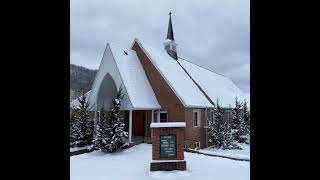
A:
129;110;133;143
130;107;160;110
210;110;215;123
193;109;201;127
151;160;186;163
151;110;154;123
157;109;160;122
87;43;109;108
87;44;134;111
150;122;186;128
159;111;168;123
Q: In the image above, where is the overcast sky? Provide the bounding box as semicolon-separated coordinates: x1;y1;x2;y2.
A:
71;0;250;93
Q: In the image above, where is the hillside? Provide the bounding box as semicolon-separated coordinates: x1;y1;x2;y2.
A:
70;64;97;101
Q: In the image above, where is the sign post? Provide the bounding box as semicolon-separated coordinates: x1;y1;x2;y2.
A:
150;122;186;171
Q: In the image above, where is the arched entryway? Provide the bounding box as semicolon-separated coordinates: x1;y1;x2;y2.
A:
97;73;118;111
95;73;153;144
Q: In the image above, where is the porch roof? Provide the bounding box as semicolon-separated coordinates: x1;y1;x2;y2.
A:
111;46;161;110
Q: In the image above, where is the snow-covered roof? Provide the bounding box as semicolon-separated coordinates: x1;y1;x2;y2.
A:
134;39;214;108
71;39;249;110
70;90;91;109
178;59;245;108
83;43;160;111
110;46;161;110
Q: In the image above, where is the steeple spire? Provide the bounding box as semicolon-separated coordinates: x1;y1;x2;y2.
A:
167;12;174;41
164;12;178;60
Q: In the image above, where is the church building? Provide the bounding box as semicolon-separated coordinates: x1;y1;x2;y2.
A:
70;13;248;149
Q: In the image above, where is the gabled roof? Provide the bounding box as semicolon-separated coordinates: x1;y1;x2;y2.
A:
133;39;214;108
132;39;248;109
71;44;161;110
71;39;248;110
178;59;246;108
111;46;161;110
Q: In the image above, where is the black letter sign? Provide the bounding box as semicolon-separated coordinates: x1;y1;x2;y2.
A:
160;134;176;158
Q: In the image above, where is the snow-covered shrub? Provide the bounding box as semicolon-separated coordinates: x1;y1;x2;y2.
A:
105;88;128;152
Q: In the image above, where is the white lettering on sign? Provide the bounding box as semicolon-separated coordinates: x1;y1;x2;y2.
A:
160;134;176;158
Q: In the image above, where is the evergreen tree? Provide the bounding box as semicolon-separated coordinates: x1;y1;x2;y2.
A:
93;108;108;150
70;113;79;147
208;99;224;148
222;116;236;149
104;88;128;153
75;90;91;146
242;100;250;144
70;112;84;147
231;97;244;143
85;115;94;146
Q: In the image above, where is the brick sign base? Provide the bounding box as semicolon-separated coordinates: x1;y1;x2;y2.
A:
150;122;187;171
150;161;186;171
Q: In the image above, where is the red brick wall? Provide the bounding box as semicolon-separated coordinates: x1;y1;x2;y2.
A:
184;108;208;149
132;42;185;122
132;42;210;149
152;127;185;160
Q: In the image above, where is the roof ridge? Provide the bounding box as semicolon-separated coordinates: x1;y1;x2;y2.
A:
177;56;228;78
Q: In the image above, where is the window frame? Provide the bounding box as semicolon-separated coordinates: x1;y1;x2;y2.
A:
193;109;201;127
97;111;101;121
159;111;168;123
210;110;215;123
194;141;201;149
225;110;232;123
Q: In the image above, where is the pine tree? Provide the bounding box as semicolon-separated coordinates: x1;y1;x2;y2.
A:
242;100;250;144
93;107;108;150
70;112;84;147
222;116;236;149
75;90;91;147
231;97;244;143
104;88;128;153
85;115;94;146
208;99;224;148
70;113;79;147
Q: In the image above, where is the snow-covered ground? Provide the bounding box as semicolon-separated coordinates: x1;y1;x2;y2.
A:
70;146;89;152
198;143;250;160
70;144;250;180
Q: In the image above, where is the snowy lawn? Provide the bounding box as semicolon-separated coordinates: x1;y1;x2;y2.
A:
70;146;89;152
198;143;250;160
70;144;250;180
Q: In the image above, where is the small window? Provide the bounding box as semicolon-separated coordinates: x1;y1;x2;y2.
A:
97;111;100;121
153;111;158;122
160;111;168;122
211;111;216;122
226;111;232;122
193;109;201;127
194;142;200;149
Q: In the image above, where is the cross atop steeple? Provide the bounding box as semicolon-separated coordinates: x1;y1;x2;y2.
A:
166;11;174;41
164;11;178;60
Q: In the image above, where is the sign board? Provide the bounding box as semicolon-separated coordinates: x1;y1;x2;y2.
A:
160;134;176;158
